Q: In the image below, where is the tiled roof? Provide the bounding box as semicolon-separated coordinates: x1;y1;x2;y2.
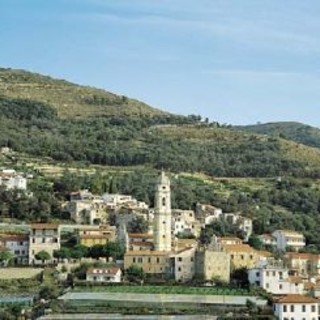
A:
286;252;320;261
222;244;256;253
87;267;120;275
274;294;318;304
0;234;29;241
128;233;153;239
125;250;170;256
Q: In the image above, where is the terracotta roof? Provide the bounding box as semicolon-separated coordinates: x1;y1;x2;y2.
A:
218;236;242;242
257;250;273;257
80;235;112;240
0;235;29;241
288;276;303;284
87;267;120;275
30;223;59;229
274;294;318;304
286;252;320;261
304;282;315;290
130;241;153;247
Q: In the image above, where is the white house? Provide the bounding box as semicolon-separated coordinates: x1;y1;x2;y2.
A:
0;170;27;190
86;267;122;283
273;294;318;320
248;260;304;295
272;230;306;252
0;234;29;265
172;209;200;238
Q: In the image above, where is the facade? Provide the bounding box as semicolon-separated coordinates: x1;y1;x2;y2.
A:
258;234;277;247
285;252;320;277
78;225;116;247
0;234;29;265
153;171;172;252
128;233;153;251
195;203;222;226
170;247;196;282
172;209;201;238
272;230;306;252
222;244;259;271
248;260;304;295
86;267;121;283
195;249;230;283
273;294;318;320
124;251;169;274
224;213;253;241
28;224;60;265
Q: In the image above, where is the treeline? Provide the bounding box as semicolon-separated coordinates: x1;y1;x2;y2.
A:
1;97;320;178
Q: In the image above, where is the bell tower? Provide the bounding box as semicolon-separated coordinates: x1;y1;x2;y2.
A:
154;171;172;252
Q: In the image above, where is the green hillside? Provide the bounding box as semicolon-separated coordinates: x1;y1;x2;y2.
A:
234;121;320;148
0;67;167;119
1;68;320;178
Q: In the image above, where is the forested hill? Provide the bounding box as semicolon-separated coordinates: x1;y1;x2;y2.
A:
2;68;320;178
234;122;320;149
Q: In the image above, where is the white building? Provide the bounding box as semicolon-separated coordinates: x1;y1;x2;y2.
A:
86;267;122;283
248;260;304;295
258;234;277;247
195;203;222;226
28;224;60;265
273;294;318;320
172;209;200;238
272;230;306;252
0;170;27;190
224;213;253;241
0;234;29;265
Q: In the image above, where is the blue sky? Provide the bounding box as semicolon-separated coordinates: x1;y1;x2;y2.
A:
1;0;320;126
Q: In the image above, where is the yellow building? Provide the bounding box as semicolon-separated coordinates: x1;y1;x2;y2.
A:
196;249;230;283
78;225;116;247
124;250;170;274
222;244;259;271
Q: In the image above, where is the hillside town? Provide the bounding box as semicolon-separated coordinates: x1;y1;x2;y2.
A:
0;169;320;319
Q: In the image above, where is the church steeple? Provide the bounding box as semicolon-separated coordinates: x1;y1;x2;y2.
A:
154;171;172;252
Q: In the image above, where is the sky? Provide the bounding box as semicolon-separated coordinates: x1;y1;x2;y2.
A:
1;0;320;126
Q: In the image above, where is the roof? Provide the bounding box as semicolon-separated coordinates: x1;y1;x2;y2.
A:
274;294;318;304
80;235;112;240
274;230;304;237
218;236;242;242
87;267;121;275
257;250;273;257
130;241;153;247
0;234;29;241
128;233;153;239
125;250;170;257
288;276;303;284
286;252;320;261
222;244;256;253
30;223;59;229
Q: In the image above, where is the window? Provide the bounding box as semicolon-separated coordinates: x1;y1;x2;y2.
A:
290;305;294;312
283;305;287;312
279;284;283;290
231;255;234;259
266;271;269;276
279;271;283;279
178;257;182;262
148;258;151;263
162;197;166;206
19;241;23;246
266;283;269;289
156;257;160;263
241;255;244;260
178;267;181;272
190;257;194;262
311;305;316;312
273;271;276;276
302;305;306;312
256;272;260;277
42;238;46;243
14;250;19;255
138;257;143;263
133;258;136;263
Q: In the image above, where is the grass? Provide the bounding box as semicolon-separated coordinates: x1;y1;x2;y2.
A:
74;285;252;296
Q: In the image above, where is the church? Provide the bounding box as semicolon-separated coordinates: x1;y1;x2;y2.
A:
124;171;197;282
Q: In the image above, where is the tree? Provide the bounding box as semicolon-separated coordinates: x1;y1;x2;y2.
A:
0;250;13;266
35;250;51;262
126;264;145;282
248;234;264;250
127;216;149;233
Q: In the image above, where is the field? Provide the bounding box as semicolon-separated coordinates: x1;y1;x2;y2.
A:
0;268;42;280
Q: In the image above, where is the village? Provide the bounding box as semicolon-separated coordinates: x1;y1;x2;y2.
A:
0;168;319;319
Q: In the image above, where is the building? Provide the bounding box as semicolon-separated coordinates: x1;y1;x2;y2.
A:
128;233;153;251
258;234;277;247
195;249;230;283
195;203;222;226
0;170;27;190
285;252;320;277
86;267;121;283
172;209;201;238
273;294;318;320
170;246;196;282
224;213;253;241
272;230;306;252
28;224;60;265
124;250;169;275
102;193;149;211
0;234;29;265
248;260;304;295
78;225;116;247
222;244;259;271
153;171;172;252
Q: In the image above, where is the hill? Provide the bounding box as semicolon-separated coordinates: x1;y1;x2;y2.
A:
0;67;167;119
234;121;320;149
2;68;320;178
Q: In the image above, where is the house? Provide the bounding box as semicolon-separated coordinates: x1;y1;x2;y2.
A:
70;189;94;201
0;170;27;190
285;252;320;277
169;246;196;282
209;235;243;251
273;294;318;320
86;267;121;283
195;248;230;283
224;213;253;241
258;234;277;247
195;203;222;226
0;234;29;265
124;251;170;275
172;209;201;238
248;260;304;295
272;230;306;252
128;233;154;251
28;223;60;265
221;244;259;271
78;225;116;247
